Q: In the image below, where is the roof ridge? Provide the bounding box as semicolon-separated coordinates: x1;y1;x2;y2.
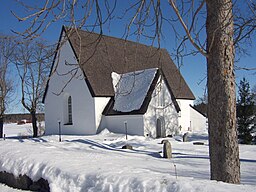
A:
63;26;167;53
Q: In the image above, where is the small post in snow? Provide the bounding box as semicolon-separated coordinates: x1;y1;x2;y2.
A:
58;120;62;142
174;164;178;179
3;134;5;140
124;121;128;140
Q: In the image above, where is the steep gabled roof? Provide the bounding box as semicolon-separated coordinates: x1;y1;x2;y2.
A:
43;26;195;102
64;27;195;99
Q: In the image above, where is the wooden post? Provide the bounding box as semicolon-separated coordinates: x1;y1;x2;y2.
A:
58;121;61;142
124;121;128;140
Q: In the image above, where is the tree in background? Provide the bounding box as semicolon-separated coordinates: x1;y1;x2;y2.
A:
194;94;208;117
252;85;256;103
0;35;15;138
237;78;255;144
253;85;256;142
13;40;52;137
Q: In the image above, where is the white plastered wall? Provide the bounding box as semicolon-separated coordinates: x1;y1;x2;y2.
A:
44;31;96;135
190;106;208;132
177;99;194;133
94;97;110;132
103;115;144;136
144;77;179;137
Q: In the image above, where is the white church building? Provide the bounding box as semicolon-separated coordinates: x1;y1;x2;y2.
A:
43;26;207;138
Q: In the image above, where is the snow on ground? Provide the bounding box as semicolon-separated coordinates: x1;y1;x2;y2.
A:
0;184;26;192
3;122;45;137
3;123;33;137
1;124;256;192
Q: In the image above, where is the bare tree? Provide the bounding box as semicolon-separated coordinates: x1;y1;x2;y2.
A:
0;35;15;138
10;0;256;183
13;40;52;137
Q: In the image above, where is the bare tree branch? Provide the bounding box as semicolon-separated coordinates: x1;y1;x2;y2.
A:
169;0;207;57
12;39;53;137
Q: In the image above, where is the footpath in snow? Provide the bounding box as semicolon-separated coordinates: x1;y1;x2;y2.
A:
0;123;256;192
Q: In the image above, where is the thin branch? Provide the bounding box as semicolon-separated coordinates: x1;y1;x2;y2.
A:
169;0;207;57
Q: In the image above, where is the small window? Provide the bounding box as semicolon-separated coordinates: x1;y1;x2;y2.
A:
161;86;165;107
67;96;72;124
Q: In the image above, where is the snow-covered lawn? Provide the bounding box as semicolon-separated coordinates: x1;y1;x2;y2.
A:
0;184;26;192
1;123;256;192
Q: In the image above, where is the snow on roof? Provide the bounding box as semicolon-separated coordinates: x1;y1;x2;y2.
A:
112;68;158;112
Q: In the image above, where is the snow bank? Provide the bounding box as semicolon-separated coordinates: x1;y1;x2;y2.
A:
3;122;45;137
3;123;33;137
0;184;24;192
112;68;157;112
0;124;256;192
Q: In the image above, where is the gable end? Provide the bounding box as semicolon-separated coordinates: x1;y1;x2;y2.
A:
103;70;160;116
43;26;98;103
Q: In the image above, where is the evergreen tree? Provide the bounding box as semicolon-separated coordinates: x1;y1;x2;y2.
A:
252;85;256;104
194;95;208;117
237;78;255;144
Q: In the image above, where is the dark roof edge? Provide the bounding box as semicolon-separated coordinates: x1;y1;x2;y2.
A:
64;26;97;97
43;26;97;102
102;98;146;116
81;71;96;97
162;49;195;100
161;70;181;112
189;104;207;118
42;26;65;103
176;97;196;100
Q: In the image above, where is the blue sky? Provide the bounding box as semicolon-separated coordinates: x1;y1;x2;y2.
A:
1;1;255;113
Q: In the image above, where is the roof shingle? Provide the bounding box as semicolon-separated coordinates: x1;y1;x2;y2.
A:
64;27;195;99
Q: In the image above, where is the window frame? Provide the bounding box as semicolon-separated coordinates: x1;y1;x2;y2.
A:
66;95;73;125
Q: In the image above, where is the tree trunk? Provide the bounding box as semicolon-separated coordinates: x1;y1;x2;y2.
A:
206;0;240;183
31;111;38;137
0;117;3;138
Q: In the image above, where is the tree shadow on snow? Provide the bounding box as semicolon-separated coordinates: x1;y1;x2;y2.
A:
66;139;162;158
174;154;256;163
30;137;48;143
3;136;48;143
3;136;31;143
240;158;256;163
174;155;209;160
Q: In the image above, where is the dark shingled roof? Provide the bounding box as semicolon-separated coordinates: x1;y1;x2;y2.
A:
47;26;195;100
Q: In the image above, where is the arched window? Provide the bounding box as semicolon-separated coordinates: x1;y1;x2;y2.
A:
67;96;72;124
